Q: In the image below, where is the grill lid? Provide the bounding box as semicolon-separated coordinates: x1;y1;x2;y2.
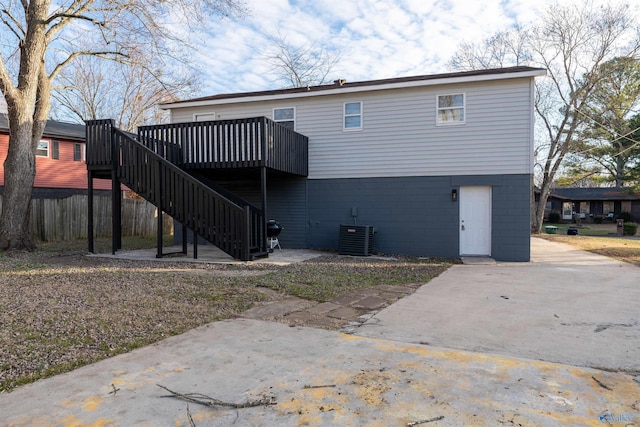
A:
267;220;283;237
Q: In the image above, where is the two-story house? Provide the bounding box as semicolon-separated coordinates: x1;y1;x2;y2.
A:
87;66;545;261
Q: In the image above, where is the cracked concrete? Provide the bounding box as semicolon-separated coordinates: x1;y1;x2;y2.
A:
357;238;640;373
1;237;639;426
242;281;424;330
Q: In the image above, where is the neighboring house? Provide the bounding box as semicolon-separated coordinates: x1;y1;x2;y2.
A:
0;116;111;197
545;187;640;222
87;66;545;261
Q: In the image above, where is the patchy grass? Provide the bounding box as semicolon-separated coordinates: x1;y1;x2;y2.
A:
537;234;640;267
257;255;452;302
0;238;451;392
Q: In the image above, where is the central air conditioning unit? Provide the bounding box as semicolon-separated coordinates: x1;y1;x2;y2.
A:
339;224;375;256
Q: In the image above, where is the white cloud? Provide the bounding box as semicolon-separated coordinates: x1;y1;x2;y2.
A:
187;0;628;97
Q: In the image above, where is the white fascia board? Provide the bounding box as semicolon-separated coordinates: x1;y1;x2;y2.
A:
160;69;547;110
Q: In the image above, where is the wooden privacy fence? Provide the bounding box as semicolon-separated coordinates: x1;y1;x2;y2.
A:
0;194;173;242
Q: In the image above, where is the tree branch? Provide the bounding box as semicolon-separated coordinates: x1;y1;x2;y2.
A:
157;384;276;409
1;7;26;37
48;50;128;81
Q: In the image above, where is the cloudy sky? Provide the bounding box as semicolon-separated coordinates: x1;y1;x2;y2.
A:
0;0;628;113
194;0;547;96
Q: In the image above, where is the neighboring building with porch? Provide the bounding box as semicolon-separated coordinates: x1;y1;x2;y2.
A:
86;66;545;261
546;187;640;222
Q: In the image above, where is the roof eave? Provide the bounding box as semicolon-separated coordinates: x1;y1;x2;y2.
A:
160;69;547;110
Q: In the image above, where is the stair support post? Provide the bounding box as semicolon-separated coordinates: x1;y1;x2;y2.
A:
260;120;268;255
193;228;198;259
88;170;94;253
111;127;122;255
182;224;187;255
155;162;163;258
242;205;251;261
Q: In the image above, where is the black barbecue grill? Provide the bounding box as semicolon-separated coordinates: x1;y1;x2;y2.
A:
267;220;283;251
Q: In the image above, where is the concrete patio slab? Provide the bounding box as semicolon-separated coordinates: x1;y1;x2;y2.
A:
1;319;638;427
88;245;327;266
357;238;640;372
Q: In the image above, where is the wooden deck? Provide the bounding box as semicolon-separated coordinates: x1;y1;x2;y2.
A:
86;118;308;261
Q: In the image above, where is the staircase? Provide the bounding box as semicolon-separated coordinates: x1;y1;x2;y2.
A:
86;119;278;261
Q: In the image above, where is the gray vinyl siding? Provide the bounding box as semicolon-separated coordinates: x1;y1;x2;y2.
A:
173;174;308;249
266;177;307;248
170;78;534;180
306;174;531;262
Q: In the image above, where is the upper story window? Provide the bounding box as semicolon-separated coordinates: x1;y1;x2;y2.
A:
74;143;83;161
194;112;216;122
437;93;465;125
36;140;49;157
274;107;295;130
344;102;362;130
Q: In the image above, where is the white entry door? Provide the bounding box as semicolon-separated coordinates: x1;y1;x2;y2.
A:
459;186;492;256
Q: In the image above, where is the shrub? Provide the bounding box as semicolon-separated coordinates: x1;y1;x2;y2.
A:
623;222;638;236
547;212;561;223
593;216;604;224
618;211;632;222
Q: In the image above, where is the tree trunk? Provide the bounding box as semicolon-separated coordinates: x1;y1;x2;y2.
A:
0;112;37;250
615;153;625;187
0;1;51;251
532;176;553;234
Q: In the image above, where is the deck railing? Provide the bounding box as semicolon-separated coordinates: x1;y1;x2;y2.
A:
138;117;308;176
87;120;266;260
86;119;115;167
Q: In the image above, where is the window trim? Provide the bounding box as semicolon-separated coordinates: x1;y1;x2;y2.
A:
36;140;50;158
273;107;296;130
343;101;363;131
73;143;84;162
436;93;466;126
193;112;216;122
51;140;60;160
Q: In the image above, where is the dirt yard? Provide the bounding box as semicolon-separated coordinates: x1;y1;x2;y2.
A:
0;238;450;392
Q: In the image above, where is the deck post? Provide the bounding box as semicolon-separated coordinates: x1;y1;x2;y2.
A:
110;127;121;255
193;229;198;259
182;223;187;254
156;163;163;258
88;170;94;253
261;166;267;254
260;117;268;254
242;205;251;261
111;169;120;255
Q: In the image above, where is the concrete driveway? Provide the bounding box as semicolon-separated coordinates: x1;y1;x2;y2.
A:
1;238;639;426
357;238;640;372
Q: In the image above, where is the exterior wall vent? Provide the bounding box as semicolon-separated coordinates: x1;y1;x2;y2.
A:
339;224;374;256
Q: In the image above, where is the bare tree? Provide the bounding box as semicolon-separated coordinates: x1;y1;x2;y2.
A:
0;0;245;250
264;33;341;88
51;54;200;131
449;1;640;233
449;27;531;70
